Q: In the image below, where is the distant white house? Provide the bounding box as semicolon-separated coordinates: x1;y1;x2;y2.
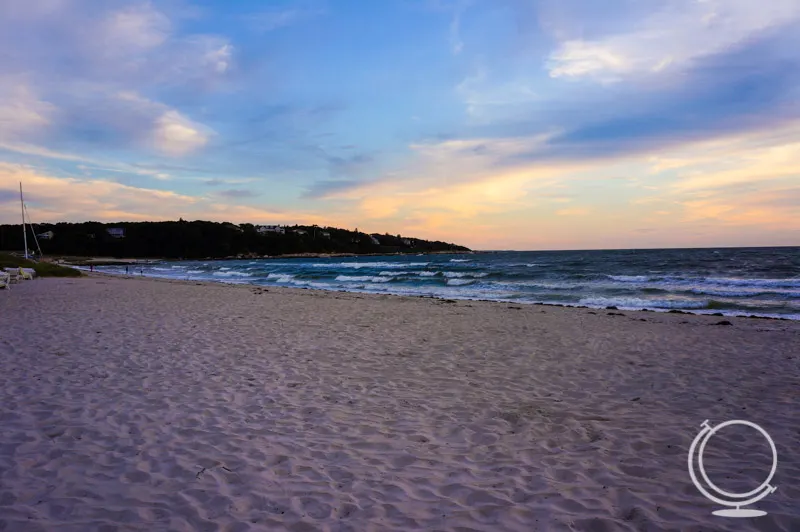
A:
106;227;125;238
369;235;381;245
402;238;412;246
37;231;55;240
319;231;330;238
293;229;308;236
257;225;285;234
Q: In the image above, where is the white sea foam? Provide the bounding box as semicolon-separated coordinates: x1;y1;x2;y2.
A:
443;271;488;278
335;275;392;283
704;276;800;288
213;271;251;277
289;280;336;289
418;272;438;277
686;286;800;298
267;273;295;283
497;280;578;290
446;278;476;286
608;275;650;282
313;262;429;269
579;297;708;309
449;259;471;262
186;270;204;274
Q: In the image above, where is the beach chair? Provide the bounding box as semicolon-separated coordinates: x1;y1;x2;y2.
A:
0;272;9;290
19;267;35;280
3;269;19;284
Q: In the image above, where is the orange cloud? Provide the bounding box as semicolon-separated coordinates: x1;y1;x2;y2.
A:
0;164;325;226
3;117;799;250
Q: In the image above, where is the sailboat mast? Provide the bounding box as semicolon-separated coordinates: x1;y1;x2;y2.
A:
20;182;28;259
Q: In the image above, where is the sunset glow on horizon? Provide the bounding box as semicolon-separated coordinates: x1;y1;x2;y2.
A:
1;0;798;250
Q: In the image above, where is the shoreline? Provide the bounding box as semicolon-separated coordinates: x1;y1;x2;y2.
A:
1;275;798;531
84;269;799;322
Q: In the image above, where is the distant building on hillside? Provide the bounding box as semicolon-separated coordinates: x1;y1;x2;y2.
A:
106;228;125;238
37;231;54;240
292;229;308;236
319;231;330;238
369;235;381;245
257;225;285;234
402;238;412;246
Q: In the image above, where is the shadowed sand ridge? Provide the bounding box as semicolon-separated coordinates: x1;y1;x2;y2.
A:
0;276;798;531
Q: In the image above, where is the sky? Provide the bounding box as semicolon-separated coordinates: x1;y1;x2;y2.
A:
1;0;799;250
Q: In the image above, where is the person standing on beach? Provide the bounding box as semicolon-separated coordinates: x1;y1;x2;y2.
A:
90;264;94;272
125;266;129;275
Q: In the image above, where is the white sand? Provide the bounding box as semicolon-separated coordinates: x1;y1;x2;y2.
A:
0;276;798;531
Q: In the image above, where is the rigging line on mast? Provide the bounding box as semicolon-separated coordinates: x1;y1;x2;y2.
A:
24;203;44;259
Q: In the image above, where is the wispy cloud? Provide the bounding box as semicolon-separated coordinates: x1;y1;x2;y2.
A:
246;6;325;32
0;163;321;225
0;81;55;141
216;188;261;199
0;1;227;162
449;9;464;55
546;0;800;82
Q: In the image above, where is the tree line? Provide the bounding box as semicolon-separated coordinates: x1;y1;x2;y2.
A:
0;220;470;259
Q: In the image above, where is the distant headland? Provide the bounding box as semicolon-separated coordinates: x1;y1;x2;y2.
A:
0;220;470;260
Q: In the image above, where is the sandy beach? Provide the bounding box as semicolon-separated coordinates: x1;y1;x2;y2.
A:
0;275;798;531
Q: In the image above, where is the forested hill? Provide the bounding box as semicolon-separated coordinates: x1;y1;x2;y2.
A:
0;221;470;259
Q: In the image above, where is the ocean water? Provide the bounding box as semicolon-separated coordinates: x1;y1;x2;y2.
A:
92;247;800;320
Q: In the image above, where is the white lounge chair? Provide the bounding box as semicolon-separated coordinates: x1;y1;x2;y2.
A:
2;268;20;284
0;272;9;290
19;267;35;280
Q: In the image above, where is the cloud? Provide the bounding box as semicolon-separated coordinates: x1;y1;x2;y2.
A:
456;65;539;121
1;0;797;250
100;3;171;54
200;177;260;187
0;0;229;161
0;89;214;160
546;0;800;82
0;163;320;225
450;10;464;54
303;179;362;199
555;207;589;216
0;2;234;87
650;123;800;230
152;110;212;156
216;188;260;198
0;82;55;141
247;6;325;32
0;188;19;204
461;24;800;171
302;116;800;248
